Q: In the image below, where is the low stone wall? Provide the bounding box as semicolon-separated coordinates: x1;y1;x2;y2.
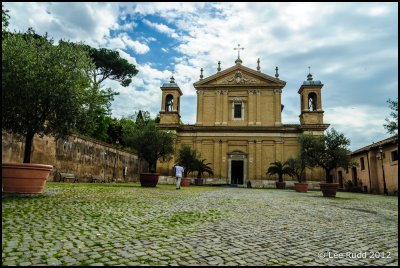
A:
158;176;322;189
2;132;146;182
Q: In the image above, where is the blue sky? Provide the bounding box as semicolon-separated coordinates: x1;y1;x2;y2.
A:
4;2;398;150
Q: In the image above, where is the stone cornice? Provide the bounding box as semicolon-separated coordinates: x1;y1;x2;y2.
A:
193;64;286;88
177;124;303;134
299;124;330;131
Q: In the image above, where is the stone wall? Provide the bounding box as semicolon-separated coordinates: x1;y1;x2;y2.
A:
2;132;146;182
158;176;322;189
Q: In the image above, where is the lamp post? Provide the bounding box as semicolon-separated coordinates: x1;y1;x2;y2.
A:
112;139;119;182
378;146;388;195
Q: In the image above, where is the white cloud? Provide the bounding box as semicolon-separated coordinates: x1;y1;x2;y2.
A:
117;21;137;30
4;2;120;47
4;2;397;151
106;33;150;54
142;19;179;39
324;106;388;150
108;50;173;119
356;4;392;17
120;34;150;54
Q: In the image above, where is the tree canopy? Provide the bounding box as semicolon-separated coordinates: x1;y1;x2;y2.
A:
193;158;214;179
123;119;175;173
2;29;98;163
177;145;198;177
285;156;306;183
266;161;292;183
299;128;353;183
72;44;139;140
2;4;9;30
384;98;398;136
78;45;139;88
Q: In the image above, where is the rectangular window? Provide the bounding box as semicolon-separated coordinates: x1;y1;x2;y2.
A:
391;150;398;161
360;157;365;170
345;167;349;174
234;103;242;118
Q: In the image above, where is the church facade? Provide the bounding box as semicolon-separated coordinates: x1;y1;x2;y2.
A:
157;56;329;187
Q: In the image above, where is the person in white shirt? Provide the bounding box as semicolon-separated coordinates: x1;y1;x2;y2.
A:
174;163;184;190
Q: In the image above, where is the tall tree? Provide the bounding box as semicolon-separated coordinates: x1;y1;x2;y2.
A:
299;128;353;183
107;118;123;144
2;4;10;40
2;29;96;163
384;98;398;136
72;44;139;139
2;4;9;30
123;120;175;173
81;45;139;88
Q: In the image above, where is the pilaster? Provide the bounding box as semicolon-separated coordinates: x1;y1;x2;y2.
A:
248;140;255;180
248;90;254;125
197;90;203;125
221;140;227;178
214;140;221;178
255;140;262;179
256;89;261;125
274;88;282;126
215;90;221;125
222;90;228;125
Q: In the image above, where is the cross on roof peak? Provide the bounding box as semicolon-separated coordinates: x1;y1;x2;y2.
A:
234;44;244;59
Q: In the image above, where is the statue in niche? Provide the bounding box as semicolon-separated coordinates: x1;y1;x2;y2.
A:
166;95;174;112
308;94;317;111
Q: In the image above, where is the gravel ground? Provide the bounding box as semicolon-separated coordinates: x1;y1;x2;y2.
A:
2;182;398;266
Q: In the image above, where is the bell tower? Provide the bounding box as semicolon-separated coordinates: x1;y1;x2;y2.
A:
159;76;183;125
298;70;324;125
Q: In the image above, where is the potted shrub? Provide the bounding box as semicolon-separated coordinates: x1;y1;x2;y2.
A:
300;128;354;197
266;161;291;189
124;118;175;187
177;145;197;187
2;29;98;194
286;156;308;192
193;158;214;186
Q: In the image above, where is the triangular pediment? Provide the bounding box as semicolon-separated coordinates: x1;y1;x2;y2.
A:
193;64;286;88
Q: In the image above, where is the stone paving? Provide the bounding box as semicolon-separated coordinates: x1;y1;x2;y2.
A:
2;183;398;266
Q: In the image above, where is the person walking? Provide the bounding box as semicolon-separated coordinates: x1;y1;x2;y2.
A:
174;163;184;190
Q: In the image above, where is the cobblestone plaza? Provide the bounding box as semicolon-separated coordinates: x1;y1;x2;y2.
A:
2;183;398;266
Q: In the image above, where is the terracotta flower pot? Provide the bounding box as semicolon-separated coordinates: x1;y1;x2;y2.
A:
294;182;309;193
194;178;203;186
320;183;340;197
180;178;191;187
2;162;53;194
139;173;159;187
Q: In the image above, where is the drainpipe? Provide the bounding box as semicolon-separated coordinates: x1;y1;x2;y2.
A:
366;149;372;193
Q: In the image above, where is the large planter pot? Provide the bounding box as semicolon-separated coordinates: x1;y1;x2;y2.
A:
275;181;286;189
320;183;340;197
294;182;309;193
180;177;192;187
139;173;159;187
2;162;53;194
194;178;203;186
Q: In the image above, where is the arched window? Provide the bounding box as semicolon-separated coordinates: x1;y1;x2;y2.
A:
308;92;317;111
165;94;174;112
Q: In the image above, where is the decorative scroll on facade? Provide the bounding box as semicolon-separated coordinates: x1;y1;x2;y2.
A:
221;71;259;84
